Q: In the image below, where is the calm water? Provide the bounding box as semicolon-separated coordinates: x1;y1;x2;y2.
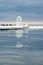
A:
0;29;43;65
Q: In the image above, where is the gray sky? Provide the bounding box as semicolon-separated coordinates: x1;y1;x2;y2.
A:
0;0;43;21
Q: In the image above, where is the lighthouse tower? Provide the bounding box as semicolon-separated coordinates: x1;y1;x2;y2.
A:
16;16;23;27
16;16;22;22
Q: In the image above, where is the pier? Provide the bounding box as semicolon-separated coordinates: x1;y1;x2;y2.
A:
0;16;43;30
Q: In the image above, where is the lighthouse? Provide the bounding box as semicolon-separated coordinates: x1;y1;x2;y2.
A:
16;16;23;28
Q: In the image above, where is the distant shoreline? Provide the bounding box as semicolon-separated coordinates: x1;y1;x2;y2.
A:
0;21;43;25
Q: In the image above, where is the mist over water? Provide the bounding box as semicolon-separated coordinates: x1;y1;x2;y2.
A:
0;29;43;65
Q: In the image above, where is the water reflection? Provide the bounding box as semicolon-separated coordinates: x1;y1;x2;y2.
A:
15;28;29;38
15;29;29;48
16;30;24;38
16;42;23;48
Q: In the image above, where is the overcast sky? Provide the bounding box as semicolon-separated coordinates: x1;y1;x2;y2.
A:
0;0;43;21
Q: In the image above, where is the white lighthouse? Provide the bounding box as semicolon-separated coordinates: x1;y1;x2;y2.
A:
16;16;22;22
16;16;23;28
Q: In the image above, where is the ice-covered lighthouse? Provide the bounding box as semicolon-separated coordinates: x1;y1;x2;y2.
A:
0;16;28;30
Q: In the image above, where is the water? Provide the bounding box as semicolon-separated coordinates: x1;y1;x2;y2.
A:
0;29;43;65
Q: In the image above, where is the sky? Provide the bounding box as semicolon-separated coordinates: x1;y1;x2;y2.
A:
0;0;43;21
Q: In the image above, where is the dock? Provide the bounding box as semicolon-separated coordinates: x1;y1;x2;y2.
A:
0;16;43;30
